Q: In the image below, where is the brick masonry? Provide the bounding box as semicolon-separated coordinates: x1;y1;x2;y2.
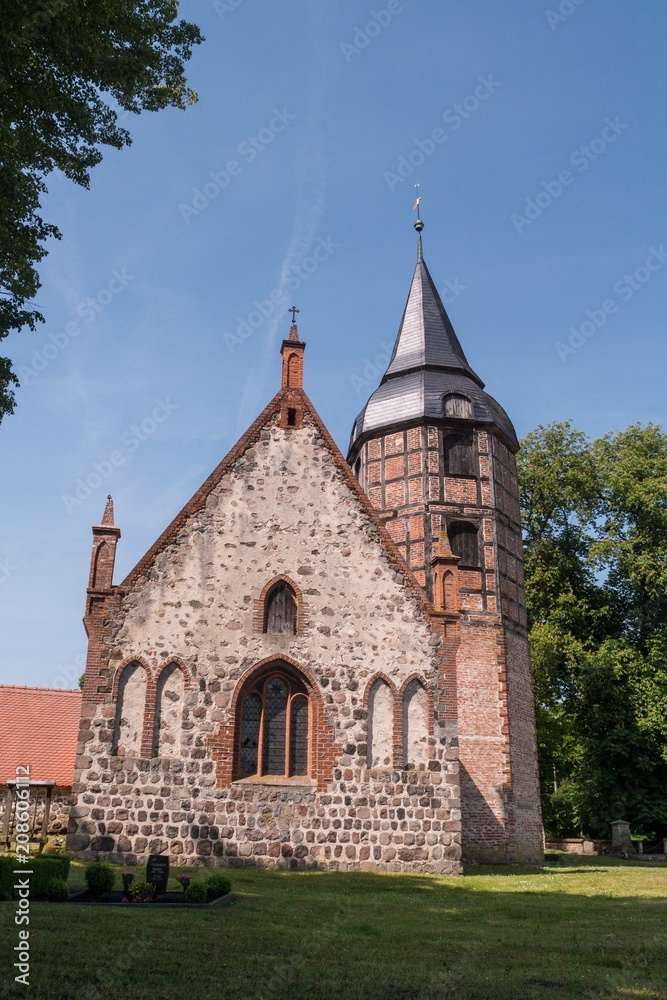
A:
67;393;462;874
349;421;543;863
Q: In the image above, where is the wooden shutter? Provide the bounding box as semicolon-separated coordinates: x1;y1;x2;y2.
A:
444;394;473;419
448;522;479;566
265;582;297;634
444;434;474;475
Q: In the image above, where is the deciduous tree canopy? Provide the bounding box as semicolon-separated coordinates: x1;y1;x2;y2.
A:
519;421;667;841
0;0;203;422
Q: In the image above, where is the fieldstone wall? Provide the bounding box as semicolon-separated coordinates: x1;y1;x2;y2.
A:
68;407;462;874
1;786;72;837
69;758;460;872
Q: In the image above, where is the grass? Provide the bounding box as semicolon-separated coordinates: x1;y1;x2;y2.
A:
0;857;665;999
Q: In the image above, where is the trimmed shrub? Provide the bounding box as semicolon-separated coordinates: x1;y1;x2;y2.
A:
184;881;207;904
85;862;115;897
205;873;231;901
46;878;69;902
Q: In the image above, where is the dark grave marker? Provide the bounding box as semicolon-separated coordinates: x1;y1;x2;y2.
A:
146;854;170;893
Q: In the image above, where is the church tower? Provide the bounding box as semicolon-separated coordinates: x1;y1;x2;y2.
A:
347;217;543;862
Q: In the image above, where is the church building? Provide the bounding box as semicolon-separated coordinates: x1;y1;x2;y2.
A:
67;222;543;872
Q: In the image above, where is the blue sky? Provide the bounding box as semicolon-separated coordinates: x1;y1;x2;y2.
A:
2;0;666;687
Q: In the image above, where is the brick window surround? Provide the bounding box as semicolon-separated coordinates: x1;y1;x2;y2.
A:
210;656;339;791
254;576;307;635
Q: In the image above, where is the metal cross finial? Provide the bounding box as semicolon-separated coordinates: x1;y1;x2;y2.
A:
413;183;422;221
289;306;300;324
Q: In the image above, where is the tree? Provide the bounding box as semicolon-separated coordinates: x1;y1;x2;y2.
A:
594;424;667;647
519;421;667;842
0;0;203;421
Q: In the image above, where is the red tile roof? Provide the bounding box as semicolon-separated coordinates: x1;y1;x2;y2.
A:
0;685;82;786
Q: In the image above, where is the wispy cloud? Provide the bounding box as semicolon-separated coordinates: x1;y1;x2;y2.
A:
235;23;330;436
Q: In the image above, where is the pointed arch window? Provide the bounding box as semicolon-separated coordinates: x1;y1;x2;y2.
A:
448;521;479;567
237;668;309;779
444;433;475;476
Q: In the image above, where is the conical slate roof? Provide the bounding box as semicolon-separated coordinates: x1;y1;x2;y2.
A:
348;244;518;452
383;253;483;385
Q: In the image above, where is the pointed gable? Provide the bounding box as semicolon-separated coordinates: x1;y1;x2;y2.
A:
118;386;435;627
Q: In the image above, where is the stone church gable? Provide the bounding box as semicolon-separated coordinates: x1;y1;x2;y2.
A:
69;373;463;873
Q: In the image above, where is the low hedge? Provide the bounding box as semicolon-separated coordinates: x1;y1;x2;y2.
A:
0;856;14;900
0;854;71;900
31;855;71;897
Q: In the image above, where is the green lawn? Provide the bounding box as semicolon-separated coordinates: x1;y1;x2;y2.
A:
1;857;665;999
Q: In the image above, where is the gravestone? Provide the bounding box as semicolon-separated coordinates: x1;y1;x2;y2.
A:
610;820;632;850
146;854;170;893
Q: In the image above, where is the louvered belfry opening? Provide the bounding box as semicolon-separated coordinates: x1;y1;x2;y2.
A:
264;580;297;634
236;667;310;779
444;433;475;476
448;521;479;567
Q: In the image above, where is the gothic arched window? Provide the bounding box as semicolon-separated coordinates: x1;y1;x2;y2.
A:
448;522;480;567
444;433;475;476
236;668;309;779
264;581;297;635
